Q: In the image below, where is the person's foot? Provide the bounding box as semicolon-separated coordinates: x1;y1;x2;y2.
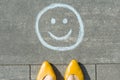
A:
64;60;84;80
36;61;56;80
68;75;79;80
44;75;53;80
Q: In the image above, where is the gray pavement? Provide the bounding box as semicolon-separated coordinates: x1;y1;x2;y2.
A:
97;64;120;80
0;0;120;80
0;65;29;80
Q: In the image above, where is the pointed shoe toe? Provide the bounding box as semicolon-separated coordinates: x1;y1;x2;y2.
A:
36;61;56;80
64;60;84;80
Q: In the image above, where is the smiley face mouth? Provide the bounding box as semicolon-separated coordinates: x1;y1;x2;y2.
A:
48;29;72;41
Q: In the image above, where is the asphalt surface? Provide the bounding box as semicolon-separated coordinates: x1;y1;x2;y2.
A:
0;0;120;80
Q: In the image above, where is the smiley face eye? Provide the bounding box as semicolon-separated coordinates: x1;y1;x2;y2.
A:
63;18;68;24
51;18;56;24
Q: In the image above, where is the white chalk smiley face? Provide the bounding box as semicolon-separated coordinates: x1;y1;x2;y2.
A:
35;3;84;51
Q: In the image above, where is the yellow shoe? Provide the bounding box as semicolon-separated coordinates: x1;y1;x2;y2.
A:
64;60;84;80
36;61;56;80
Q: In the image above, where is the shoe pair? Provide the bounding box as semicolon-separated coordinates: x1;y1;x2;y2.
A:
36;59;84;80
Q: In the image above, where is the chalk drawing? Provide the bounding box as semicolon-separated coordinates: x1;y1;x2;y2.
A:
35;3;84;51
48;29;72;41
63;18;68;24
51;18;56;24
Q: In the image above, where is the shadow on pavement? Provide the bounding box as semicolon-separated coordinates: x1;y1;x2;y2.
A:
50;62;90;80
79;62;91;80
51;63;64;80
